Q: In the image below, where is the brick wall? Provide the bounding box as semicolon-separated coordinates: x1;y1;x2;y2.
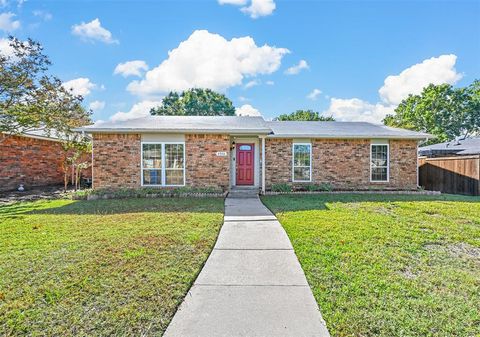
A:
265;138;418;190
1;134;64;191
389;140;418;189
186;134;230;190
265;138;292;185
92;133;141;189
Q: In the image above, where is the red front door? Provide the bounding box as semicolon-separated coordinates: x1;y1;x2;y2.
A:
236;143;254;185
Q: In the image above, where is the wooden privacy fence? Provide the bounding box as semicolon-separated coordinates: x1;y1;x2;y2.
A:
418;155;480;196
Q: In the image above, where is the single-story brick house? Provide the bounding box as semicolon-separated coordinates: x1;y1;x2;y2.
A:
78;116;430;192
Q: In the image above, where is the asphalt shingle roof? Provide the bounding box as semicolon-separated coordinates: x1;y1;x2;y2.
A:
265;121;430;139
419;137;480;156
77;116;431;139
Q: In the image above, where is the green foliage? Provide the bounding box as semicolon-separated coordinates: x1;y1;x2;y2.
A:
383;80;480;143
72;186;225;200
262;194;480;336
304;183;333;192
271;183;292;192
0;37;91;142
150;88;236;116
275;109;335;121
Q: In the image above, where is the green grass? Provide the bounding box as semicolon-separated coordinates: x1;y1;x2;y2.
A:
0;197;224;336
261;194;480;337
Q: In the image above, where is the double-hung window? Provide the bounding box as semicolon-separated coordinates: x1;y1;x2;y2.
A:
292;143;312;182
142;143;185;186
370;144;389;182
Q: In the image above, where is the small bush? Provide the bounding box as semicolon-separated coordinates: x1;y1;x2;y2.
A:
72;186;224;200
297;183;333;192
318;182;333;191
271;183;292;193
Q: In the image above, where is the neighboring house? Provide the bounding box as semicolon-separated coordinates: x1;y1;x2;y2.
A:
78;116;430;192
0;130;92;192
418;137;480;196
419;137;480;157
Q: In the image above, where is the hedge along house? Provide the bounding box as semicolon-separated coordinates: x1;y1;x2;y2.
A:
77;116;430;193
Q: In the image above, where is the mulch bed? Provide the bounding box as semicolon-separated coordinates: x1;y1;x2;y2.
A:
0;185;69;205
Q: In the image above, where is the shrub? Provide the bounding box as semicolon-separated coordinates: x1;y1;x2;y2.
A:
72;186;224;200
271;183;292;193
318;182;333;191
299;183;333;192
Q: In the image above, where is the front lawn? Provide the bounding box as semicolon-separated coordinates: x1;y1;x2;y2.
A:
261;194;480;337
0;197;224;336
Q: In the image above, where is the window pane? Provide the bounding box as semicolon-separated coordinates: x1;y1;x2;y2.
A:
239;145;252;150
294;144;311;167
371;145;387;167
143;144;162;169
294;167;310;181
165;144;184;169
371;167;387;181
165;169;184;185
143;169;162;185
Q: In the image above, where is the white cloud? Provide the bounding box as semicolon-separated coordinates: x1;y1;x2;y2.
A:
379;54;462;105
219;0;275;18
0;0;7;7
307;88;322;100
89;100;105;111
114;60;148;77
238;96;249;102
62;78;96;97
265;80;274;85
0;37;14;57
127;30;289;97
236;104;262;117
285;59;309;75
71;18;118;44
244;79;260;89
33;10;52;21
0;12;20;31
324;98;394;124
241;0;276;18
322;54;463;123
110;100;162;122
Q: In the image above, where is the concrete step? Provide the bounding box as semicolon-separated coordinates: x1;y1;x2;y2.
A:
228;187;259;198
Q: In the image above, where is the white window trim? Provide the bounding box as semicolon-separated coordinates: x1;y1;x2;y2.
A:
292;142;312;182
141;141;186;187
370;143;390;183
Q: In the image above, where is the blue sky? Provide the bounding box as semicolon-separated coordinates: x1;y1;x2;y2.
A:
1;0;479;123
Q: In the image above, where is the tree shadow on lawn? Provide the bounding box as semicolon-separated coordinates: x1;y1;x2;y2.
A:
261;193;480;213
0;197;225;218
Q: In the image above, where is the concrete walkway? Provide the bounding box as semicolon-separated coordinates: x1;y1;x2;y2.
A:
164;196;330;337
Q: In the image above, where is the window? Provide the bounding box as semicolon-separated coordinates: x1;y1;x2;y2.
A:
370;144;389;182
293;143;311;182
142;143;185;186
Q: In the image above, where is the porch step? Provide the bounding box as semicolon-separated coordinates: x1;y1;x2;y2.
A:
228;187;259;198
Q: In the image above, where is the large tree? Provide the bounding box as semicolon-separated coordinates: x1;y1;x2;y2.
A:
0;37;90;143
275;109;335;121
150;88;236;116
383;81;480;143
